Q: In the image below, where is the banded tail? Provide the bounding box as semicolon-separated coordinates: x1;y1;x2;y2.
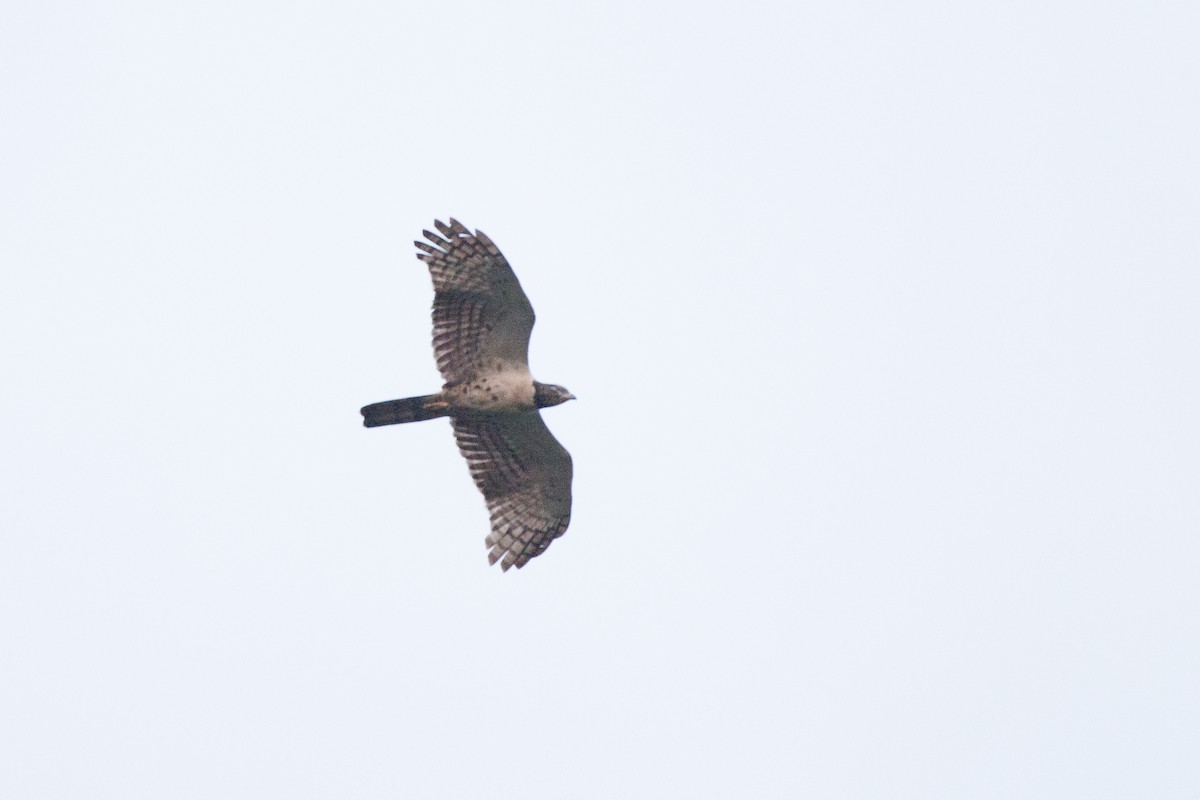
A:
361;394;449;427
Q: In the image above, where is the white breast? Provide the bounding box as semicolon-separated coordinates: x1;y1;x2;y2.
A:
452;364;535;412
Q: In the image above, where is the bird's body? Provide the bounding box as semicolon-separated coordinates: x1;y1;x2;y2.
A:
444;363;536;413
361;219;575;571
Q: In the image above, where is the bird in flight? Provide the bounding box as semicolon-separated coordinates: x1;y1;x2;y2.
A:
361;219;575;571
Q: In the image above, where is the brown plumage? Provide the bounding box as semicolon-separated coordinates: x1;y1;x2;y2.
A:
361;219;575;571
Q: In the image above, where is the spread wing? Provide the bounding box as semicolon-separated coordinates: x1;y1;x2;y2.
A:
452;411;573;571
415;218;535;387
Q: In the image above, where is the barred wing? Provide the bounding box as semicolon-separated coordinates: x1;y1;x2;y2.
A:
415;218;535;387
452;411;573;571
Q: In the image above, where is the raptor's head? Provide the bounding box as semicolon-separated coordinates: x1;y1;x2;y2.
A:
533;382;576;409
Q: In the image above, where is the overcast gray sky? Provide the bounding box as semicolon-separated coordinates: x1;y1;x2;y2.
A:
3;1;1198;797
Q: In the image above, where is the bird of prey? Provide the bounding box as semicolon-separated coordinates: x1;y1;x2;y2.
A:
361;219;575;571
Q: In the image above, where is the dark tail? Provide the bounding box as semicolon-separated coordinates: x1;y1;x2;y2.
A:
361;394;449;427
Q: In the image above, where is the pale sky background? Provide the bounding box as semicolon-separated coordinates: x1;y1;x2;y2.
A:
2;1;1198;798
